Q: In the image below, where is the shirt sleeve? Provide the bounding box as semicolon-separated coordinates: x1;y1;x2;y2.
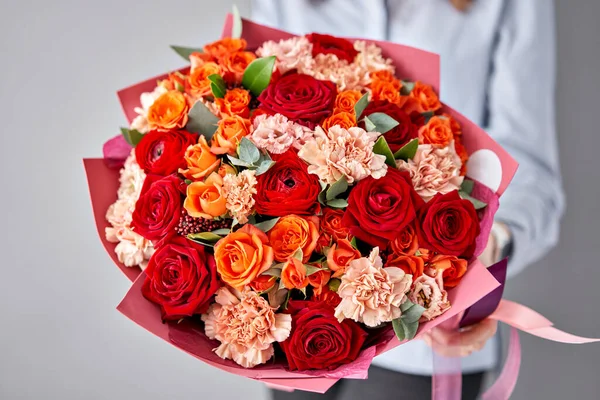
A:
250;0;281;27
486;0;565;277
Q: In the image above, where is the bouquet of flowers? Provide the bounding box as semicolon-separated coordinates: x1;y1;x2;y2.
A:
84;11;598;397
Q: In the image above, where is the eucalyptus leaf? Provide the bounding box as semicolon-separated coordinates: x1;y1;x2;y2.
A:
354;92;369;118
187;232;223;243
211;228;231;235
254;217;280;233
326;177;348;201
402;303;426;324
242;56;276;97
231;5;243;39
305;264;324;276
292;248;304;261
255;159;275;175
326;198;348;209
461;179;475;195
459;191;488;210
393;138;419;161
372;136;396;168
262;268;282;278
227;155;251;168
238;137;261;164
120;127;144;147
363;116;376;132
392;316;420;341
208;74;226;99
422;111;435;124
400;81;416;95
365;112;399;134
400;300;415;313
186;100;220;139
170;45;203;61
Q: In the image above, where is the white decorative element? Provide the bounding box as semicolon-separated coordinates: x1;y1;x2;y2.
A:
466;149;503;192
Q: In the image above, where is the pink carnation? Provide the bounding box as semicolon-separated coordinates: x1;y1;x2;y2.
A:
396;143;464;201
408;273;451;321
334;248;413;327
302;54;370;91
202;287;292;368
298;125;387;184
256;36;314;74
223;169;257;224
251;114;314;154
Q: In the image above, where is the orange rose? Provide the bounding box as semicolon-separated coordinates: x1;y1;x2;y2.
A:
321;111;356;131
410;81;441;112
214;224;274;288
179;136;221;181
384;253;425;278
308;269;332;296
389;224;419;256
454;138;469;175
428;254;468;288
326;239;361;278
215;88;251;118
188;62;221;98
249;275;277;293
268;215;320;263
183;172;227;219
218;163;237;177
370;79;402;104
221;51;257;85
418;116;454;147
370;70;396;83
210;115;253;155
334;90;363;114
147;90;189;131
190;51;213;70
395;96;423;116
160;71;188;92
442;113;462;137
320;208;350;241
281;258;309;290
203;38;247;61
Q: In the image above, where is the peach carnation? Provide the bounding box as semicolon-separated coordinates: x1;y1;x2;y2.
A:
396;143;464;201
408;273;451;321
353;40;396;75
334;248;413;327
303;53;370;91
256;36;314;74
251;114;314;154
298;125;387;184
106;226;154;269
202;287;292;368
222;169;257;224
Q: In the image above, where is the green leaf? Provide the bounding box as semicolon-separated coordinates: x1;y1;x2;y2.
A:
402;302;426;324
422;111;435;124
207;74;227;99
326;199;348;209
372;136;396;168
262;268;282;278
400;300;414;313
350;237;358;249
326;178;348;201
120;127;144;147
170;45;203;61
255;159;275;175
363;116;376;132
184;179;192;185
305;264;324;276
328;278;341;292
392;301;424;342
292;248;304;261
318;181;328;205
238;137;261;164
242;56;276;97
187;231;225;247
227;155;252;168
414;249;422;257
400;81;416;95
211;228;231;235
254;217;280;233
231;5;243;39
393;138;419;161
364;112;399;134
461;179;475;195
459;191;488;210
186;100;220;139
354;93;369;118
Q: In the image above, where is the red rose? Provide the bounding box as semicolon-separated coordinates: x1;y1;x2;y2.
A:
343;169;424;248
280;300;367;371
131;174;185;247
360;101;418;152
254;151;321;216
306;33;359;63
135;130;198;175
257;73;337;128
416;191;480;258
142;237;220;320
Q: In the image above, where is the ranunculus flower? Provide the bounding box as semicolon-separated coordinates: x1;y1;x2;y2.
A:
428;254;468;288
334;248;413;327
396;143;464;201
210;115;253;155
410;81;442;112
142;237;220;320
147;90;189;131
320;208;351;241
308;269;332;296
327;239;361;278
361;101;418;152
134;129;198;176
203;37;247;60
268;215;320;262
258;73;337;128
306;33;359;63
389;223;419;256
418;116;454;148
370;79;402;104
131;174;185;247
408;273;451;321
254;151;321;216
178;136;221;181
343;168;424;248
202;286;291;368
221;51;257;85
281;258;309;290
416;191;480;258
188;62;222;98
215;88;251;118
321;111;356;131
334;90;363;114
384;253;425;278
281;300;367;371
183;172;227;219
249;275;277;293
213;224;274;289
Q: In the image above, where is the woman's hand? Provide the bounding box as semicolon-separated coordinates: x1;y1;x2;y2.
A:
423;318;498;357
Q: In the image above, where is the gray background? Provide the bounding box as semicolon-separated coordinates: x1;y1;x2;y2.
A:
0;0;598;399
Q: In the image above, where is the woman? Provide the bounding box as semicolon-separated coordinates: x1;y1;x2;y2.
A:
250;0;564;399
